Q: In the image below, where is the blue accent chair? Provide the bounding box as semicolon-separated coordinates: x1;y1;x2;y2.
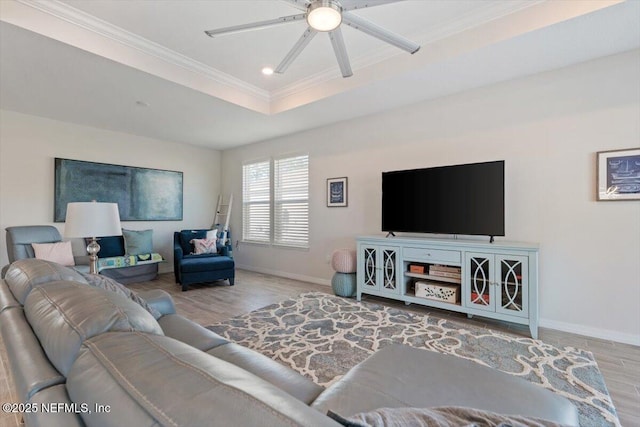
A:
173;229;235;291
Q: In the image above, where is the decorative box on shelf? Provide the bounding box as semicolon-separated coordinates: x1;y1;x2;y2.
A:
409;264;426;274
415;281;459;303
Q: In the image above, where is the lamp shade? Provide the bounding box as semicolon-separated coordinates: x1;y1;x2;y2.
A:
64;202;122;238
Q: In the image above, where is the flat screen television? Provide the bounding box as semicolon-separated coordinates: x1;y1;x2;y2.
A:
382;160;505;238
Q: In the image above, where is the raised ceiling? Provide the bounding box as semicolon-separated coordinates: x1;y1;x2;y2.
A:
1;0;638;149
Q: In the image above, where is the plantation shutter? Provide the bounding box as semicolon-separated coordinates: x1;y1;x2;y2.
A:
274;155;309;248
242;160;271;243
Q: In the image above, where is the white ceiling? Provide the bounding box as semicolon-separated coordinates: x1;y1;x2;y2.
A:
0;0;638;149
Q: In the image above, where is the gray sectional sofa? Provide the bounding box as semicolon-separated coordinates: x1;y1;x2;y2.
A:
0;259;580;426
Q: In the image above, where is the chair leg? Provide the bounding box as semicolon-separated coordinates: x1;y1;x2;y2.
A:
229;278;235;286
182;284;189;292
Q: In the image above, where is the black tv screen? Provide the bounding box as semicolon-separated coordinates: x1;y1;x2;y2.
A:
382;161;505;237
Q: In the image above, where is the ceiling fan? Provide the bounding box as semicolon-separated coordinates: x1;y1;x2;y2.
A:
204;0;420;78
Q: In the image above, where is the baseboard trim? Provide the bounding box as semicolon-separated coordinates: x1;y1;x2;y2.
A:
539;318;640;346
236;264;331;287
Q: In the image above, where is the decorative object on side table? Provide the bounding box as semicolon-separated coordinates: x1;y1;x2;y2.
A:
327;177;348;207
596;147;640;201
330;248;356;297
64;201;122;274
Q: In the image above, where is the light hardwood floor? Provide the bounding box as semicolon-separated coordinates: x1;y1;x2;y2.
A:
1;270;638;426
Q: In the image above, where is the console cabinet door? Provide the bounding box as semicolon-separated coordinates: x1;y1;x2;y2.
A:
360;245;380;292
495;255;529;318
380;246;401;295
358;245;400;295
465;253;495;313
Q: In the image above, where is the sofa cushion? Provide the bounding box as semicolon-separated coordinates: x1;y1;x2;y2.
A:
311;344;579;426
0;307;65;402
0;280;20;314
179;255;234;273
122;229;153;255
31;241;75;266
158;314;229;351
24;281;163;376
4;258;87;304
208;342;324;404
67;332;341;427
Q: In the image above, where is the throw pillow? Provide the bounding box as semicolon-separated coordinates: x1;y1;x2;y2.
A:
31;241;75;266
80;273;162;319
122;229;153;256
190;238;218;255
86;235;125;258
179;230;207;255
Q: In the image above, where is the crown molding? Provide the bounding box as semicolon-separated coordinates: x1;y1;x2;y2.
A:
8;0;562;115
15;0;271;104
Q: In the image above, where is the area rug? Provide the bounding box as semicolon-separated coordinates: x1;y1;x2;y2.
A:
208;292;619;427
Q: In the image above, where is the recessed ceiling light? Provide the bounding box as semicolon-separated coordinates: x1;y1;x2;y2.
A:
261;67;274;76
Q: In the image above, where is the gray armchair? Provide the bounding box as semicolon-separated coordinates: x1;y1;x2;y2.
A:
2;226;63;277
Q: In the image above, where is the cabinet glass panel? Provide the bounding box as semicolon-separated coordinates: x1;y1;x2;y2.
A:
496;255;528;318
382;248;398;292
468;256;492;310
363;247;377;289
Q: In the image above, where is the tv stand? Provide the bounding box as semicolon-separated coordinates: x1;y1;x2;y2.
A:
356;235;539;338
490;236;495;243
385;231;396;238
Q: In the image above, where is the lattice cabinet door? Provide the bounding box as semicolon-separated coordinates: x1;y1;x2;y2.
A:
495;255;529;318
380;246;400;295
360;246;380;291
465;253;495;313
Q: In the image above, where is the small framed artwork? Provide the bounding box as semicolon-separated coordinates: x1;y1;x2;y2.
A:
596;148;640;201
327;177;348;207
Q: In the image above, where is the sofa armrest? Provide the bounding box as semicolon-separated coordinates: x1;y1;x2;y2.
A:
137;289;176;316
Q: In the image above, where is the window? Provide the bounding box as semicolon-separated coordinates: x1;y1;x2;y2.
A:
242;160;270;243
242;154;309;248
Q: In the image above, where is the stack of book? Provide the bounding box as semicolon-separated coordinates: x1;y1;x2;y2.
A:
429;265;461;280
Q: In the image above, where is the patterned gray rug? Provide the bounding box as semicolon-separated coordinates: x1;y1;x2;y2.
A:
208;292;619;427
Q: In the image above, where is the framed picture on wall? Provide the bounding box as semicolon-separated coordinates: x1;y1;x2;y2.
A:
327;177;348;207
596;148;640;201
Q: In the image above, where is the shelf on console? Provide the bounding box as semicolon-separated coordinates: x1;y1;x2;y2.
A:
405;272;461;284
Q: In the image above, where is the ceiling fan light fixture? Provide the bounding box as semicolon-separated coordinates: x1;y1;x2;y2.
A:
307;0;342;32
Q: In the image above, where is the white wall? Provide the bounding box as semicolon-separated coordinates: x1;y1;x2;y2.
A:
221;49;640;345
0;111;221;273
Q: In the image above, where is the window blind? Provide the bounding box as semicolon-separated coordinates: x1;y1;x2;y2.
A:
242;160;271;243
274;155;309;248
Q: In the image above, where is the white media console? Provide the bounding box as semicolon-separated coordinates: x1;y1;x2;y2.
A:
356;236;539;339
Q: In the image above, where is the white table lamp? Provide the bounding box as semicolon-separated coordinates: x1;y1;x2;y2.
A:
65;201;122;274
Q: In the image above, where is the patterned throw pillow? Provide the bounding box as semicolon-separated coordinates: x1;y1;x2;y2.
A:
190;238;218;255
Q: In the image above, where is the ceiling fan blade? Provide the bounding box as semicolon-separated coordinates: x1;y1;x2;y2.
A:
280;0;311;11
342;12;420;54
341;0;406;11
329;28;353;78
205;14;306;38
275;27;318;74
